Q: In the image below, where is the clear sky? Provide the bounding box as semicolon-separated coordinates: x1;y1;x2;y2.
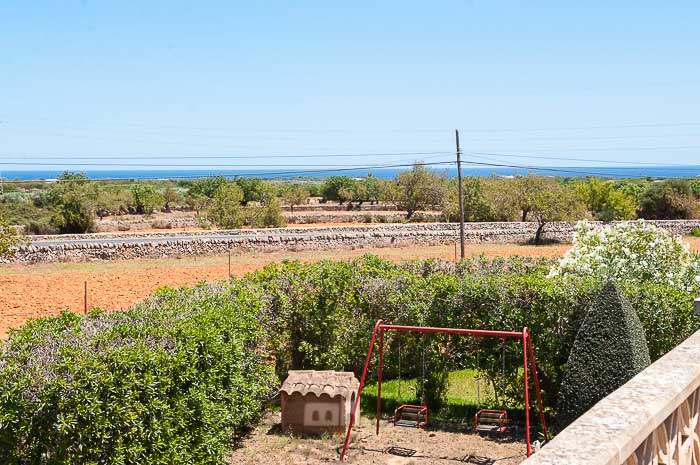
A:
2;1;700;172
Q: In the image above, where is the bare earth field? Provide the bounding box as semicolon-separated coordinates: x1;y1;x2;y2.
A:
0;242;571;337
227;411;526;465
4;237;700;338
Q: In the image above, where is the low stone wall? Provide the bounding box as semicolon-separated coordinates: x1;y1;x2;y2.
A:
522;329;700;465
6;220;700;264
93;216;200;232
88;211;440;232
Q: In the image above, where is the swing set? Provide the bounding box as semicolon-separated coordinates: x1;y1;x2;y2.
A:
339;320;548;461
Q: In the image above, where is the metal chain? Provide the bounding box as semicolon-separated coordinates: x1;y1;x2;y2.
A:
421;334;426;406
398;333;402;402
501;338;507;405
476;343;481;407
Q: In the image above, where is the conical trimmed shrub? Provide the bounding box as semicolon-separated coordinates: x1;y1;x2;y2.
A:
557;280;650;427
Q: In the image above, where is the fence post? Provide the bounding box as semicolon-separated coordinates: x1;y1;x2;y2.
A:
84;280;88;314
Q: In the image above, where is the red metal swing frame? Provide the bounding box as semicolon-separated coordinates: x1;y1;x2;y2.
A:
339;320;548;461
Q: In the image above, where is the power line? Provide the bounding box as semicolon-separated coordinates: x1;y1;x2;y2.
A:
4;143;700;161
0;160;456;185
460;159;669;178
0;151;453;162
470;151;694;168
5;118;700;134
471;144;700;153
5;122;700;146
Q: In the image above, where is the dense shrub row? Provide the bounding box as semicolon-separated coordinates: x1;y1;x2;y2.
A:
245;255;699;412
0;282;275;465
1;254;699;462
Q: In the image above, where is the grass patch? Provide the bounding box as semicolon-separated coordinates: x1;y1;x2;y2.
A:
361;369;499;421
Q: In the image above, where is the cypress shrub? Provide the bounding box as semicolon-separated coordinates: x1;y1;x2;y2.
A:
557;281;651;428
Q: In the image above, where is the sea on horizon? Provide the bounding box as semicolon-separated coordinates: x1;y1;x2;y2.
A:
2;166;700;181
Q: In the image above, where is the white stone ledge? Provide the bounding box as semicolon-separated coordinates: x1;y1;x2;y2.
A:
523;330;700;465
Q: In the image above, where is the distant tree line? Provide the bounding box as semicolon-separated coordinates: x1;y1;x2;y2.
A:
2;165;700;239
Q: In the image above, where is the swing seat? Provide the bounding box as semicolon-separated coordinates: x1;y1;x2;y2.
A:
393;404;429;428
474;409;509;434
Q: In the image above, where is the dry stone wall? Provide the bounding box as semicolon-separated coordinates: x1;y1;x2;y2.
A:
5;220;700;264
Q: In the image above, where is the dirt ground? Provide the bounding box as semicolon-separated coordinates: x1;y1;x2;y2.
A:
227;411;526;465
0;242;571;338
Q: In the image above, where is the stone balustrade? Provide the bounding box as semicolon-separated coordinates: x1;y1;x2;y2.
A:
522;329;700;465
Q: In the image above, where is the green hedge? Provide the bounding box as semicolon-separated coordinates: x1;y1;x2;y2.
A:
557;281;650;427
0;282;275;465
246;255;699;415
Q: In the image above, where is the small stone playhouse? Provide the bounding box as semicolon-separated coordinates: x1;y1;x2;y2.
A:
280;370;360;434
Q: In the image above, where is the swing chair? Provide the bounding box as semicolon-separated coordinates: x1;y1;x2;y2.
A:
392;333;429;428
474;338;510;435
339;320;548;462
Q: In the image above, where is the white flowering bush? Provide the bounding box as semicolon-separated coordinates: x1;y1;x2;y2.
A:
550;220;700;289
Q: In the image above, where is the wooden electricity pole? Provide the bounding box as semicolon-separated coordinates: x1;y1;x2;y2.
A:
455;129;465;259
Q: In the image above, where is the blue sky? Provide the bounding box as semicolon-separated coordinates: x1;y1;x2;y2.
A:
2;1;700;172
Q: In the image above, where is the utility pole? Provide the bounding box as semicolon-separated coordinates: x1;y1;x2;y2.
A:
455;129;465;259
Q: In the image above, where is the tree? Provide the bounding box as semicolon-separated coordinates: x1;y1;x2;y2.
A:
207;184;245;229
246;197;286;228
389;164;446;219
361;174;388;205
187;176;229;199
442;176;493;222
530;179;588;244
614;180;647;202
557;281;650;427
49;172;98;234
186;193;211;214
321;176;357;204
162;187;183;212
95;187;131;218
129;184;164;214
638;179;700;219
502;175;546;222
283;185;310;214
575;178;635;221
481;177;520;221
0;216;28;257
234;177;275;205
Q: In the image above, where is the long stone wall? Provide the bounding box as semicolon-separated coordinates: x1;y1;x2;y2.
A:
5;220;700;264
522;329;700;465
87;211;441;232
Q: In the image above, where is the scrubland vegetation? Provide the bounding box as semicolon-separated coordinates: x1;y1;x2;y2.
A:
4;165;700;243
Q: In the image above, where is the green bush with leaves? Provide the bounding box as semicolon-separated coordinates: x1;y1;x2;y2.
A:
129;184;164;214
557;281;651;427
0;282;275;464
207;183;246;229
0;216;28;257
638;179;700;220
245;255;699;416
49;172;99;233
